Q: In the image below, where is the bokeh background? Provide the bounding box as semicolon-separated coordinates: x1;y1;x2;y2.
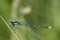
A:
0;0;60;40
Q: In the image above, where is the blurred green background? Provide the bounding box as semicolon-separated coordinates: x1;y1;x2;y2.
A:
0;0;60;40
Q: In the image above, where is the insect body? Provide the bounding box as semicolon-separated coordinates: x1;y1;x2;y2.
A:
10;21;53;29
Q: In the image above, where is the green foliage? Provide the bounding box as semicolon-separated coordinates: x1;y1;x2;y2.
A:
0;0;60;40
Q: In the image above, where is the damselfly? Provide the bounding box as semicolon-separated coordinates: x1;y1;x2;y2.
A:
10;21;53;29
